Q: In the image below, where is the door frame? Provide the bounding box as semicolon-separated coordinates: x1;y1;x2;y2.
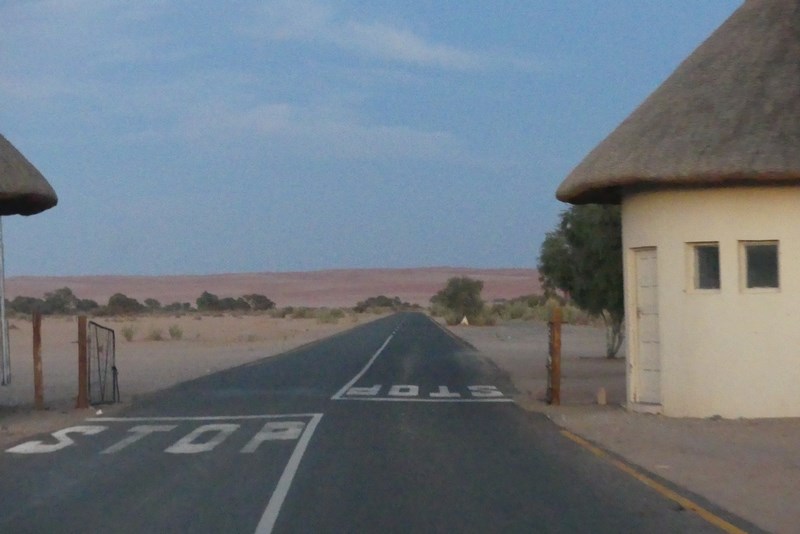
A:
629;246;662;409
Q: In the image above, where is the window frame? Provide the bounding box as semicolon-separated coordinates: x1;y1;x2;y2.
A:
739;240;780;292
687;242;721;293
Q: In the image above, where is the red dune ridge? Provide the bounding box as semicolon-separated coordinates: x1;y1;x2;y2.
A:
6;268;541;309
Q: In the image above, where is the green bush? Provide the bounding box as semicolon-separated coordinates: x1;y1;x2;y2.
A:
315;308;346;324
121;325;136;342
290;307;313;319
147;328;163;341
168;324;183;340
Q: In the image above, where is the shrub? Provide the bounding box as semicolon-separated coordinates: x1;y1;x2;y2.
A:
147;328;163;341
121;325;136;342
290;307;313;319
316;308;345;324
168;324;183;340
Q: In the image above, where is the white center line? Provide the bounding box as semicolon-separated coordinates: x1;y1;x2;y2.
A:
331;327;400;400
253;413;324;534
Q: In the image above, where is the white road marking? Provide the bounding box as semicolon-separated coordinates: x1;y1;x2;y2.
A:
430;386;461;398
88;414;318;422
388;385;419;397
337;397;513;403
165;424;240;454
101;425;177;454
468;385;505;398
241;422;305;453
331;331;397;400
6;425;108;454
345;385;381;396
340;384;513;403
254;413;323;534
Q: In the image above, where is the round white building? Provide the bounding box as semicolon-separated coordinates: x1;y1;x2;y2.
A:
557;0;800;418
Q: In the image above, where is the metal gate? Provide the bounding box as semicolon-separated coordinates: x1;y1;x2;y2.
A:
87;321;119;404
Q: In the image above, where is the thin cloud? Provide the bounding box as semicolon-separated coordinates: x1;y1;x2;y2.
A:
337;22;483;70
180;102;463;162
242;0;533;72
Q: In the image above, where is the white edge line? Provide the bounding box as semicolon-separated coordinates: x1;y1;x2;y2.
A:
87;414;318;422
331;332;396;400
254;413;323;534
335;397;514;403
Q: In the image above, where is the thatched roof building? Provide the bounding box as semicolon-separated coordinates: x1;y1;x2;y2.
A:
0;134;58;216
557;0;800;204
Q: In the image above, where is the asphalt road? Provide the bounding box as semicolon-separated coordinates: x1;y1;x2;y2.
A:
0;312;753;533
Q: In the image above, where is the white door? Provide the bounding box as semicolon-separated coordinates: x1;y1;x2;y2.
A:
634;248;660;404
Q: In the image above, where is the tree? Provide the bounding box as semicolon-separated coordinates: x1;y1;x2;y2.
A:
106;293;145;314
76;299;99;312
196;291;221;311
9;296;45;315
354;295;410;313
538;205;624;358
242;294;275;311
43;287;79;314
144;298;161;311
430;277;485;323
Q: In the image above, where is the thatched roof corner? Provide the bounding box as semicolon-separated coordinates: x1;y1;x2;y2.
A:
0;134;58;216
557;0;800;205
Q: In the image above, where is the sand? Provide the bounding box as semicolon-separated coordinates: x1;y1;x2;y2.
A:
6;268;541;308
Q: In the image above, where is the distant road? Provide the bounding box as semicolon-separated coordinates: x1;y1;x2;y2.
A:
0;313;749;532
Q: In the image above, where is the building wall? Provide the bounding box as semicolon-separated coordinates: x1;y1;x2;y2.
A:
622;186;800;418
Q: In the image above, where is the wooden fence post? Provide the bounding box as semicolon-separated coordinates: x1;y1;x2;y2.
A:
32;312;43;410
76;316;88;409
547;307;562;405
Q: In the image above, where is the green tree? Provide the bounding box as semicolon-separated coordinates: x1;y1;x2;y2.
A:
106;293;145;314
76;299;99;312
430;277;485;324
242;294;275;311
144;298;161;311
196;291;220;311
43;287;79;314
538;204;624;358
9;296;45;315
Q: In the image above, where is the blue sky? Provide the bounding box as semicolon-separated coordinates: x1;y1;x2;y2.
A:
0;0;740;276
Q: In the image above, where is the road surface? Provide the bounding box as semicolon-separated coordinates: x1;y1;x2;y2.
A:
0;313;755;533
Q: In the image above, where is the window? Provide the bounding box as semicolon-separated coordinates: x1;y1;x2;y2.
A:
741;241;779;289
692;243;720;290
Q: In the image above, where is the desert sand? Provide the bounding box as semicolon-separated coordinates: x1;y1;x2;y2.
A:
1;312;382;410
6;267;540;308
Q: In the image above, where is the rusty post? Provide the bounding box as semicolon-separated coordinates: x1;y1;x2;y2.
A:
76;315;88;409
32;312;44;409
547;307;562;405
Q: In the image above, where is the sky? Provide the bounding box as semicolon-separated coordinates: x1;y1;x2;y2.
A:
0;0;741;276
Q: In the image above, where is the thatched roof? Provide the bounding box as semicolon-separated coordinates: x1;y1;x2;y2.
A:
0;134;57;216
557;0;800;204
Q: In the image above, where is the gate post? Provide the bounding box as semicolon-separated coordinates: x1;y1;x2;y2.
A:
76;316;88;409
547;307;562;405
